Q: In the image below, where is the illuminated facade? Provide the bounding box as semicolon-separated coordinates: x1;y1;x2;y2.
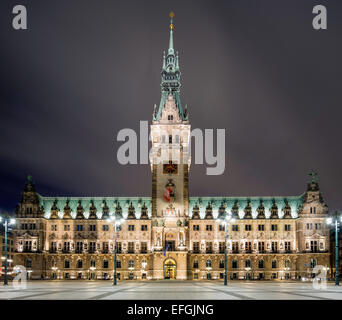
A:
13;16;330;281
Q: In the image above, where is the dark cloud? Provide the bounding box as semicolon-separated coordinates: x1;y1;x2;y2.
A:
0;0;341;211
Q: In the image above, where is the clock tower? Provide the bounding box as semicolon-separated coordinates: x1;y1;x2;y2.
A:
150;12;191;279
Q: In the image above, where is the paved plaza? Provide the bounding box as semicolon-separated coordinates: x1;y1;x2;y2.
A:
0;281;342;300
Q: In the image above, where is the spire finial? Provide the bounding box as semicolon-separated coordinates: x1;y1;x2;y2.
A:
168;12;174;55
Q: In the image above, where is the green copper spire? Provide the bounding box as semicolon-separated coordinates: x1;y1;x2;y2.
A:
153;12;187;122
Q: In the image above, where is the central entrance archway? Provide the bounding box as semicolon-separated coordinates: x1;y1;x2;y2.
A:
164;258;176;280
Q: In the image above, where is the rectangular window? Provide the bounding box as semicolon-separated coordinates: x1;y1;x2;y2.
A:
258;241;265;253
90;225;96;232
50;242;57;252
311;241;318;253
141;225;148;231
63;242;70;252
206;225;213;231
116;242;122;253
76;242;83;253
271;224;278;231
232;225;239;231
193;242;200;253
141;242;147;253
128;225;135;231
51;225;57;231
64;225;70;231
272;242;278;253
219;224;225;231
206;242;213;253
315;223;321;230
102;225;109;231
102;242;109;253
245;224;252;231
76;225;83;232
245;241;252;253
307;223;313;230
169;135;172;144
232;242;239;253
24;241;32;252
219;242;225;254
285;241;291;252
193;225;200;231
128;242;135;253
258;225;265;231
89;242;96;253
285;224;291;231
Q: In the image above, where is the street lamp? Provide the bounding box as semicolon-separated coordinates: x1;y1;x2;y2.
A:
217;214;235;286
326;211;342;286
107;215;124;286
0;214;16;286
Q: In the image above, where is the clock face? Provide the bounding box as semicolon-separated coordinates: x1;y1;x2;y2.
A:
163;162;178;174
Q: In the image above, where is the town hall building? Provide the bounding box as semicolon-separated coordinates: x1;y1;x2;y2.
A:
13;15;330;281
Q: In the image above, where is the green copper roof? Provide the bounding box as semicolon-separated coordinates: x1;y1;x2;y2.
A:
154;15;186;122
189;195;305;219
37;194;152;219
37;193;305;220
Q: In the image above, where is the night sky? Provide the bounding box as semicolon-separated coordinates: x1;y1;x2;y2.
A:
0;0;341;212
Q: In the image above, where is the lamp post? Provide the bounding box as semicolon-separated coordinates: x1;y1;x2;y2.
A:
0;215;15;286
217;213;235;285
326;211;342;286
108;215;124;286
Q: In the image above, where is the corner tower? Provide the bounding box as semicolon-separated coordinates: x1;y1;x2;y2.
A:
150;13;190;279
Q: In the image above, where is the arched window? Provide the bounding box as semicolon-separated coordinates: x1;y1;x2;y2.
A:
77;259;83;269
91;259;96;268
206;259;212;268
116;260;121;268
25;258;32;269
103;260;108;269
232;260;238;269
272;260;277;269
129;260;134;268
285;259;291;268
245;259;251;268
64;259;70;269
258;260;264;269
219;259;224;268
310;259;317;268
193;259;198;269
